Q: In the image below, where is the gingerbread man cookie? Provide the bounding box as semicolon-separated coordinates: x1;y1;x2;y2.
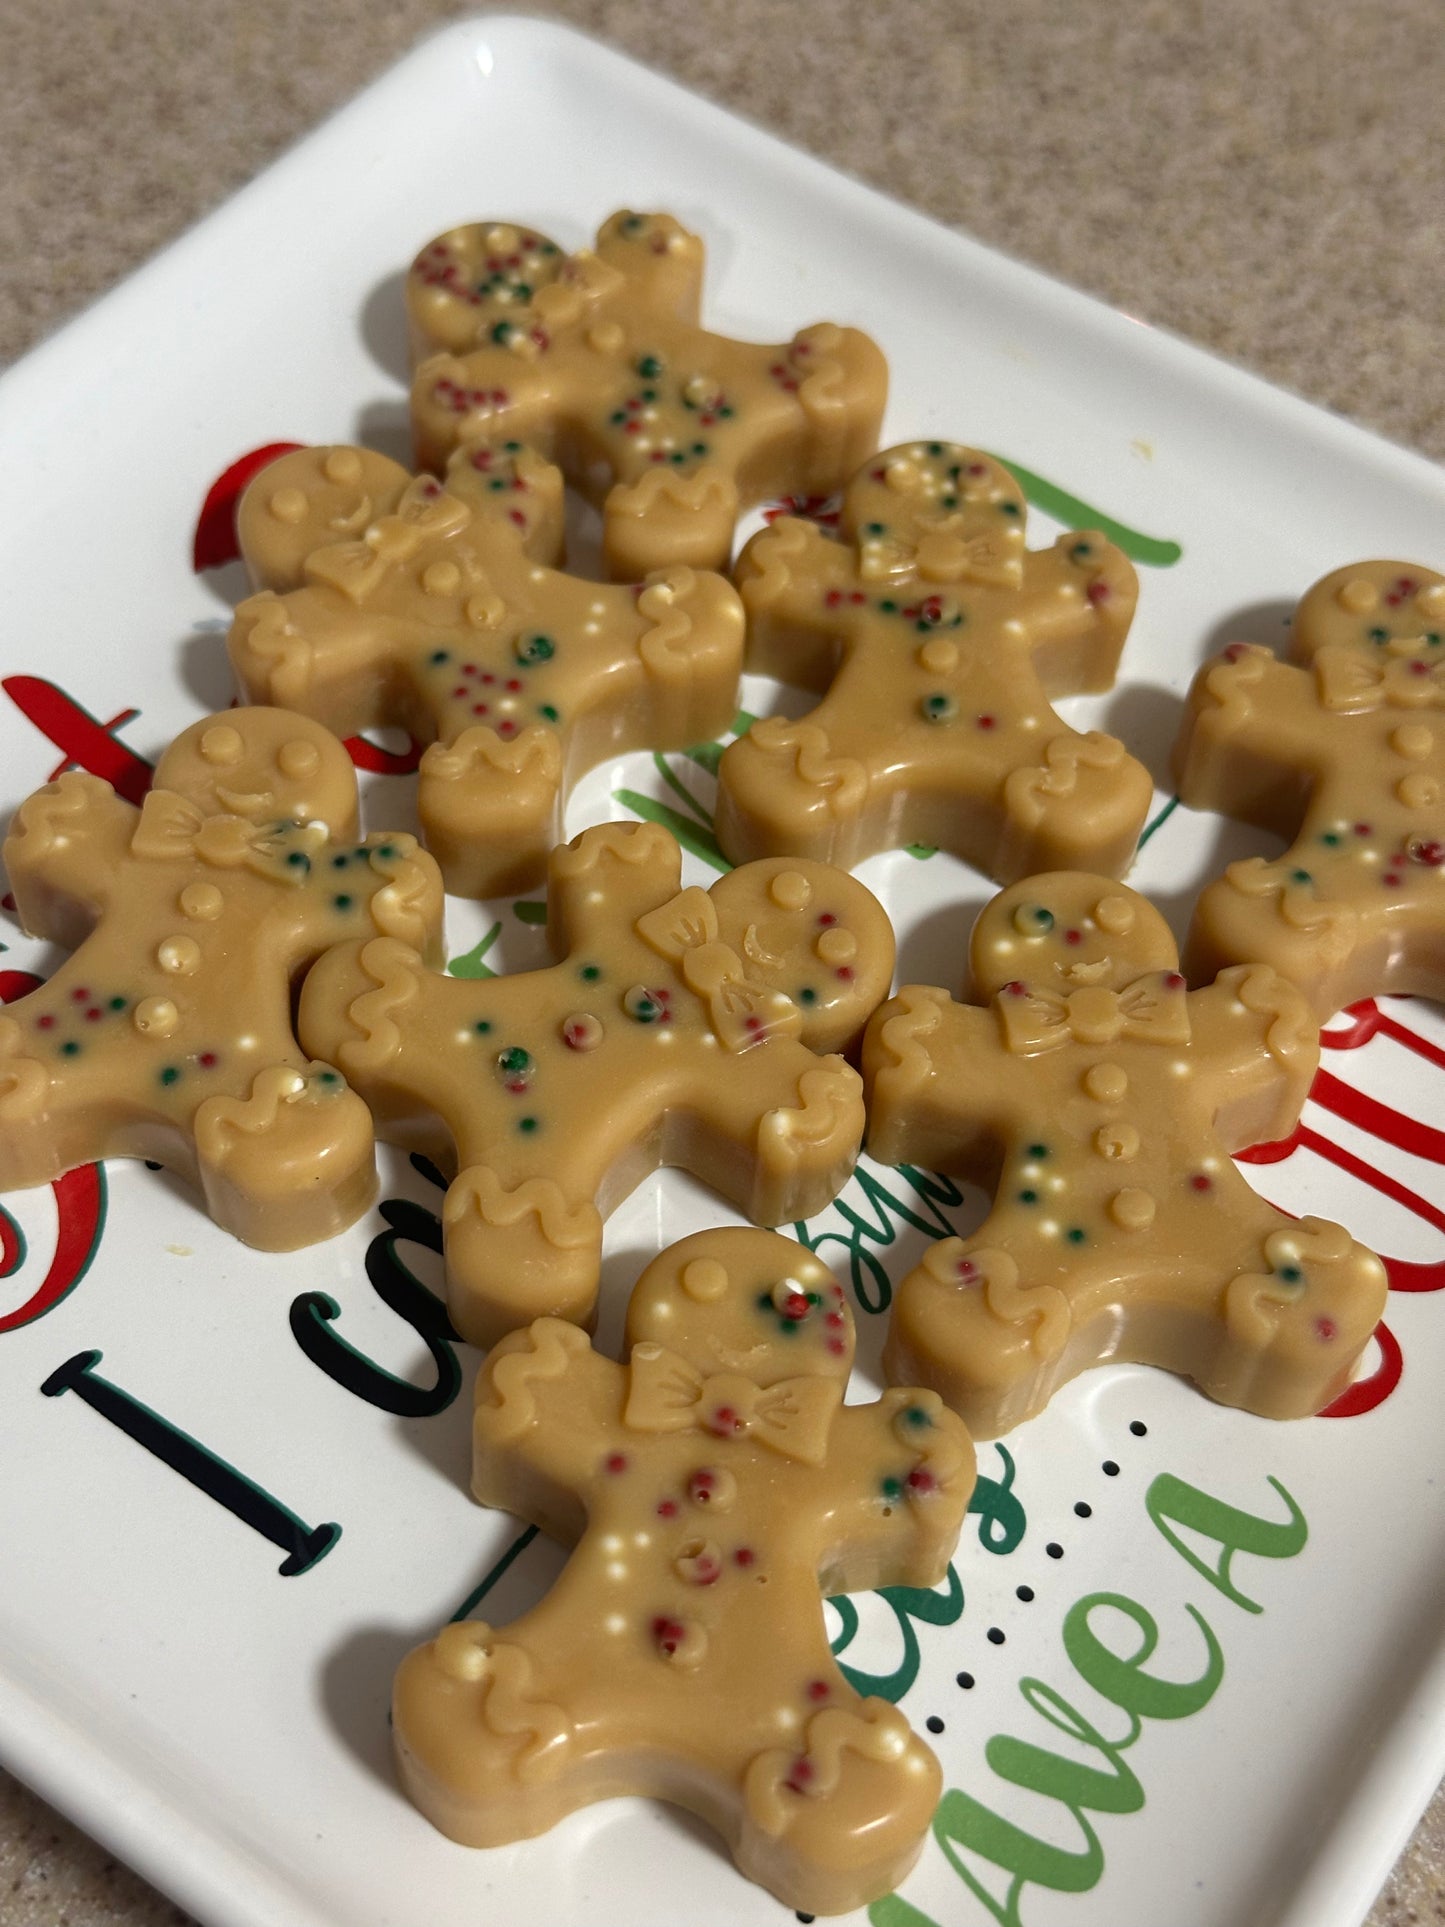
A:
1175;560;1445;1018
229;440;744;899
863;874;1386;1436
394;1226;975;1915
715;443;1153;878
407;210;888;579
0;708;444;1249
299;821;893;1347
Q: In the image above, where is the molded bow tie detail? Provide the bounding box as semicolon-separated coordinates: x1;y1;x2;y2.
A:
996;971;1190;1054
624;1342;841;1465
1315;644;1445;713
131;792;329;883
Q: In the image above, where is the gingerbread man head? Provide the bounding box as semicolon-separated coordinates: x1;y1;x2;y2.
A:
151;706;361;833
970;874;1180;999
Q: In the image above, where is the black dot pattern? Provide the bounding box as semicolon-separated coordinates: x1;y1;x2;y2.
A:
926;1715;945;1735
1130;1419;1148;1436
987;1626;1005;1645
1074;1500;1092;1518
1016;1583;1034;1602
1046;1541;1063;1559
1103;1460;1120;1476
956;1671;974;1689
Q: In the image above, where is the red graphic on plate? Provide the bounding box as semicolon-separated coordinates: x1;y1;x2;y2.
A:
2;677;153;804
1237;999;1445;1416
0;970;105;1333
193;444;424;777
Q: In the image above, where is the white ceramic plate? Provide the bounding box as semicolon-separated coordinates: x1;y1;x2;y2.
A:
1;17;1443;1927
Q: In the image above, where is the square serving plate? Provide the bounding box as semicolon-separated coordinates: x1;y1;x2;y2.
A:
1;16;1443;1927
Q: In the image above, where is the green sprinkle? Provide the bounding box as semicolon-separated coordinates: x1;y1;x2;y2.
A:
719;404;734;419
491;320;513;344
1321;831;1342;847
903;1405;931;1429
927;441;944;456
331;854;349;869
866;521;886;536
489;477;507;491
691;441;707;456
286;851;309;869
516;633;556;664
999;501;1020;517
798;987;818;1005
1368;626;1389;642
921;692;957;724
500;1046;531;1074
1290;869;1312;885
581;964;601;982
1066;1227;1086;1245
518;1117;539;1134
108;996;126;1011
60;1040;81;1058
637;354;663;379
610;409;628;425
1070;540;1094;561
429;649;450;666
538;703;560;722
756;1290;773;1311
1018;1188;1038;1205
474;1019;492;1035
1028;1142;1048;1159
1279;1264;1302;1283
514;282;531;302
159;1065;179;1085
333;894;354;911
880;1476;903;1503
1033;908;1054;929
376;843;396;860
879;598;898;613
317;1070;341;1087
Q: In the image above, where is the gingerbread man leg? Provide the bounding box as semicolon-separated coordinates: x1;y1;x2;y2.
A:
441;1162;604;1348
193;1060;376;1251
417;728;565;901
995;728;1155;880
603;467;741;580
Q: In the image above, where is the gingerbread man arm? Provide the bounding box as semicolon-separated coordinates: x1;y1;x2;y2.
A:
1183;966;1320;1151
814;1391;975;1597
546;821;683;959
5;772;138;951
734;516;867;690
472;1319;626;1544
1013;533;1140;697
1173;644;1344;835
863;989;1021;1180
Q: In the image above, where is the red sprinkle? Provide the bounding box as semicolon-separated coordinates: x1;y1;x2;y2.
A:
1086;582;1110;606
656;1498;678;1519
1064;929;1082;946
1191;1174;1213;1193
36;1014;55;1030
806;1679;829;1701
604;1452;629;1475
977;714;996;730
734;1547;757;1568
1316;1316;1339;1341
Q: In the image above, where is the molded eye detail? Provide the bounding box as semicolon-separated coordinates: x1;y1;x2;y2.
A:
1012;903;1054;935
1093;894;1135;935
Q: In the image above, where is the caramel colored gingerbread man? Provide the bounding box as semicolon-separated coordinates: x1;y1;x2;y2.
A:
1175;560;1445;1018
394;1226;975;1916
230;440;745;898
715;443;1153;878
0;709;444;1249
300;822;893;1347
407;210;888;579
864;874;1386;1436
